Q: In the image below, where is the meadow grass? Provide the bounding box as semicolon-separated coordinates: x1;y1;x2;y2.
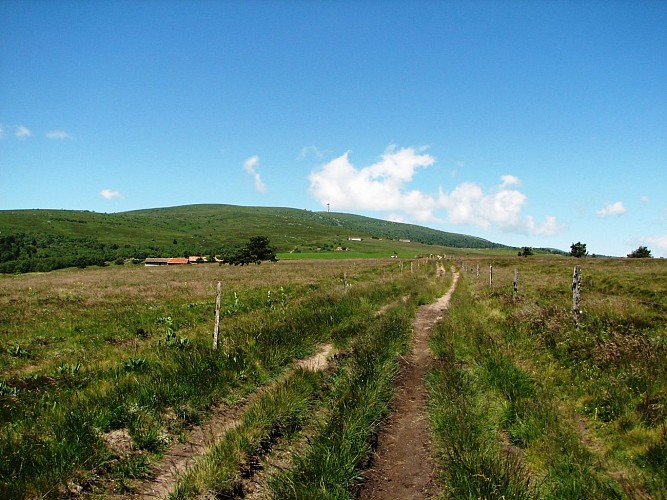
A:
169;261;450;498
429;256;667;498
170;368;324;498
0;258;443;497
267;305;415;499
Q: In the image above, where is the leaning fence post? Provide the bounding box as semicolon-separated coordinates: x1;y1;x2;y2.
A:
513;269;519;301
213;281;222;349
572;265;582;328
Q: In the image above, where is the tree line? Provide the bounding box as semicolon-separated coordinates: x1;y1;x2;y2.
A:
0;233;278;274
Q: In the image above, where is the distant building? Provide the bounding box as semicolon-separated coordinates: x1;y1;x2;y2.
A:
144;258;169;266
188;256;208;263
144;257;189;266
399;239;411;243
167;258;189;265
348;237;363;241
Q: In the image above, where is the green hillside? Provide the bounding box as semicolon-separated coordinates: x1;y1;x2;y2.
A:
0;204;511;273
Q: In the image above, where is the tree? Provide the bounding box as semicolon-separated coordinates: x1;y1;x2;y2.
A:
245;236;277;262
627;246;652;258
224;236;277;265
518;246;533;257
570;242;588;258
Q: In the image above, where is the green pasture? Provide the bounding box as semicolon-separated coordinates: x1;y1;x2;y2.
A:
2;251;663;498
0;257;448;498
429;255;667;498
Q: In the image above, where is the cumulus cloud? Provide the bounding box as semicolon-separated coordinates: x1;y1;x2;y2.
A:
99;188;123;200
386;213;406;223
499;174;520;189
308;146;437;221
46;130;73;140
596;201;626;218
524;215;564;236
644;235;667;256
308;146;565;236
243;155;267;193
437;179;564;235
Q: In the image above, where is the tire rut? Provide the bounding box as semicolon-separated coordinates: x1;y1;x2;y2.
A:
126;344;336;499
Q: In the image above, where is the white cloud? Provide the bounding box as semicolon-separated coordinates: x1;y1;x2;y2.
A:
644;235;667;255
46;130;73;140
308;146;565;236
436;178;564;235
15;125;31;139
99;188;123;200
243;155;267;193
499;174;521;189
0;124;36;140
298;145;327;160
596;201;626;218
308;146;437;221
386;213;406;223
523;215;565;236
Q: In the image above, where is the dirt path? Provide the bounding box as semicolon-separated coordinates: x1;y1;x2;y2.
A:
130;344;335;499
359;267;459;500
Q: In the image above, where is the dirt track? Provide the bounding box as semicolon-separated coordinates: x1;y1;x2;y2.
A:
133;344;335;498
359;267;459;499
113;268;459;499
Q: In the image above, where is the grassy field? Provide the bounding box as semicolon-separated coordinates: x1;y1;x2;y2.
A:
1;254;664;498
0;257;449;498
428;256;667;498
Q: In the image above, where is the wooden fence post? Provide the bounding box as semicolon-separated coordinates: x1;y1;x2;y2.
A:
213;281;222;349
476;264;480;279
572;265;582;328
513;269;519;301
489;265;493;286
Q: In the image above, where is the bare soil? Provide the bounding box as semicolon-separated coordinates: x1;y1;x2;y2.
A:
359;268;459;500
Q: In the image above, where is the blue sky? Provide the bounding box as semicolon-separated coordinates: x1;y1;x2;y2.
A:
1;0;666;257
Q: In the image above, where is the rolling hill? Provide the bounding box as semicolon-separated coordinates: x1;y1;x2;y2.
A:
0;204;513;273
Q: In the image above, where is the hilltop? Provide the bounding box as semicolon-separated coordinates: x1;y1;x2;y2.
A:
0;204;517;273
